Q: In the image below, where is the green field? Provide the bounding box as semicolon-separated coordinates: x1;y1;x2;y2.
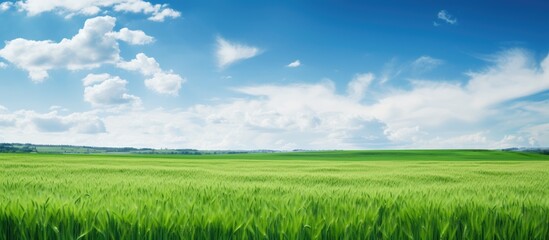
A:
1;150;549;239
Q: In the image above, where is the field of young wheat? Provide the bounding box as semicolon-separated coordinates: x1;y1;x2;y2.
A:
1;151;549;239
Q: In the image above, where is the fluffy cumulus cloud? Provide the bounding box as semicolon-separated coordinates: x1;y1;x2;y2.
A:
118;53;185;95
146;7;180;22
144;72;184;96
287;60;301;68
106;28;154;45
0;16;154;81
117;52;161;75
216;36;260;68
82;73;141;108
9;0;180;21
0;15;183;94
0;62;7;69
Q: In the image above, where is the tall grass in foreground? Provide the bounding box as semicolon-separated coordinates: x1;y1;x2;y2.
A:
1;152;549;239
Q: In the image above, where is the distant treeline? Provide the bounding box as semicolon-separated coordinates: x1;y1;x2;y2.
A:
0;143;279;155
502;148;549;155
2;143;548;155
0;144;37;153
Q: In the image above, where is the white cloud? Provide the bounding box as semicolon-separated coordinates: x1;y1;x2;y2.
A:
0;82;380;149
411;56;443;73
0;109;106;134
0;104;14;127
0;16;163;84
0;62;7;69
0;16;133;81
12;0;180;21
49;105;67;112
147;7;181;22
174;83;384;149
379;58;402;84
347;73;374;101
495;134;530;149
234;82;365;116
0;116;15;127
107;28;154;45
216;36;260;68
405;132;490;149
82;73;141;108
523;123;549;147
113;1;181;22
32;115;73;132
82;73;110;86
40;112;106;134
287;60;301;68
0;15;122;81
372;49;549;147
380;56;443;83
145;72;184;96
1;49;549;150
0;1;12;11
466;49;549;107
117;52;161;76
118;53;185;95
437;10;457;25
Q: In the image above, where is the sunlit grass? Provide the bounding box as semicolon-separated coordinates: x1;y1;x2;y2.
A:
1;151;549;239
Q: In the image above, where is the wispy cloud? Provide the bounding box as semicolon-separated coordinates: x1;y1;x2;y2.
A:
436;10;457;25
216;36;260;69
287;60;301;68
379;58;403;84
380;56;443;82
411;56;443;73
118;53;185;96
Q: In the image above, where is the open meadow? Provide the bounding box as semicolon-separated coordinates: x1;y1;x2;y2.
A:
1;150;549;239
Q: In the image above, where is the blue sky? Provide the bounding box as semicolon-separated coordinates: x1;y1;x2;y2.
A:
0;0;548;149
